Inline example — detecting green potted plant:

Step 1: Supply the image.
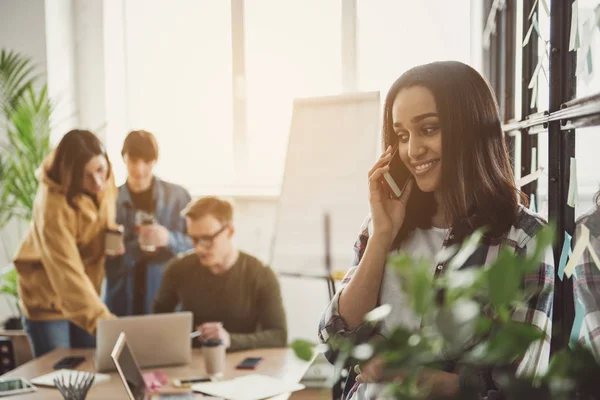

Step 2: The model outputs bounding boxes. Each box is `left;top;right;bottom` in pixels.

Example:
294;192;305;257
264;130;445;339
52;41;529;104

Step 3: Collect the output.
0;49;53;331
292;226;600;399
0;265;21;330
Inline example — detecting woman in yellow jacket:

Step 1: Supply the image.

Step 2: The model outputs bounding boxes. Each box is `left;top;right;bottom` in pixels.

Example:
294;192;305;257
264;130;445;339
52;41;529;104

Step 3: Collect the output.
14;130;119;357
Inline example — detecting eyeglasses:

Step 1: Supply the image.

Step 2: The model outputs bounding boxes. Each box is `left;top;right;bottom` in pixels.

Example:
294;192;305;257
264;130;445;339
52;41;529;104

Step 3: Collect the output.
189;225;228;248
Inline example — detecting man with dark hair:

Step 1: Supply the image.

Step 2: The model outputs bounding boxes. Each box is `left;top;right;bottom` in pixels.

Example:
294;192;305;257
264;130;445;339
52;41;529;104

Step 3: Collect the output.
104;130;193;315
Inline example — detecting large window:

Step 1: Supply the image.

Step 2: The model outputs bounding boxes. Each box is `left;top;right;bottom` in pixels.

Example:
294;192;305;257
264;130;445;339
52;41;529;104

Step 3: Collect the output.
244;0;342;189
106;1;474;193
113;0;233;190
357;0;472;95
574;0;600;218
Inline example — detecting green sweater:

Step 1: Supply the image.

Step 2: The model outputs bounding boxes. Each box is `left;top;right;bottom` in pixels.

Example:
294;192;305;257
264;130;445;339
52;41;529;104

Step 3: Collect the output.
153;251;287;351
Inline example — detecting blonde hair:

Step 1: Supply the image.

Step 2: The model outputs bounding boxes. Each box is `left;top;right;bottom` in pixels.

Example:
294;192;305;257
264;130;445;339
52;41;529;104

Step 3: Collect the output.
182;196;233;224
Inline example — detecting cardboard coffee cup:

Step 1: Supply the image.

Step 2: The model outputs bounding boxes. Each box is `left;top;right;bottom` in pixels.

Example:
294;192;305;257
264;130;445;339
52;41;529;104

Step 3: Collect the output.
105;226;124;256
202;338;225;378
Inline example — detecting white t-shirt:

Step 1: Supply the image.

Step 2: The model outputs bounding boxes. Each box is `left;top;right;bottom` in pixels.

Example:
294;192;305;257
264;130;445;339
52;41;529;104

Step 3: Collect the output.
354;227;448;400
380;226;448;334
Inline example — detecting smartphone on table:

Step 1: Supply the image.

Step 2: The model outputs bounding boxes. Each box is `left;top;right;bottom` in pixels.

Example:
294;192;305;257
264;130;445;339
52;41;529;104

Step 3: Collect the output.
235;357;263;370
382;144;412;198
53;356;85;370
0;377;36;397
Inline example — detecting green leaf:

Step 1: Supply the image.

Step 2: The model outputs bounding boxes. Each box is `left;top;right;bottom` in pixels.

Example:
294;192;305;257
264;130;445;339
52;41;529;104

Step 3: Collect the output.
290;339;314;361
0;265;19;299
466;321;545;365
0;65;52;228
389;254;434;317
487;249;523;309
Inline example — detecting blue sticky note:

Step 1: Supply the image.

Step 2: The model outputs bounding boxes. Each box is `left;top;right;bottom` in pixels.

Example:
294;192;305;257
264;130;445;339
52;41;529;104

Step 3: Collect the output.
558;232;572;281
570;299;585;350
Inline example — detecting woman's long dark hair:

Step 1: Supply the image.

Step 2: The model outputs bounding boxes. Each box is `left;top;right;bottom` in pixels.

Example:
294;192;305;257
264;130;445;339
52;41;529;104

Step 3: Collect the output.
47;129;111;209
383;61;520;246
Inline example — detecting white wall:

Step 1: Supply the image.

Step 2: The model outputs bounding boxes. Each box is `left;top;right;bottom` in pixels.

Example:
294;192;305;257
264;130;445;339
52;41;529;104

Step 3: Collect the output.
233;197;331;342
73;0;107;139
44;0;79;142
0;0;48;79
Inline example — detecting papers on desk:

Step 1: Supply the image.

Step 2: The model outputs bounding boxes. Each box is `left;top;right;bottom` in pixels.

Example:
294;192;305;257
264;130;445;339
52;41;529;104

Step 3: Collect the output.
191;374;305;400
31;369;111;387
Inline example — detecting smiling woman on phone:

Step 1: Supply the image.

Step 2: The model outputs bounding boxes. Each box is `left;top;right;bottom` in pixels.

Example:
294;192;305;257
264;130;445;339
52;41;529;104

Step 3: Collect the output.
318;61;554;399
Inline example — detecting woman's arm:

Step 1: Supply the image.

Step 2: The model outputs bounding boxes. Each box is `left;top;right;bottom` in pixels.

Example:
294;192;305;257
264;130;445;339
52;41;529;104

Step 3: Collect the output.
337;231;392;330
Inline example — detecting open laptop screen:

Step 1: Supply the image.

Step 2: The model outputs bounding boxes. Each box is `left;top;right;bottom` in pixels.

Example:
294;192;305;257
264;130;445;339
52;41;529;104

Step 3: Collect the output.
115;335;147;400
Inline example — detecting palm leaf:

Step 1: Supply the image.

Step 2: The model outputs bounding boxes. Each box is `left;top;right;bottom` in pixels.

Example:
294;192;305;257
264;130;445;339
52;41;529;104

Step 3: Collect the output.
0;49;39;116
0;83;52;227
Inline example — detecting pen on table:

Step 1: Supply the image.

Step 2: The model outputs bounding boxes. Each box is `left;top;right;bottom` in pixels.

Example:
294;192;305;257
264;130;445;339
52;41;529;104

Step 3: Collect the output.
190;330;202;339
190;322;223;339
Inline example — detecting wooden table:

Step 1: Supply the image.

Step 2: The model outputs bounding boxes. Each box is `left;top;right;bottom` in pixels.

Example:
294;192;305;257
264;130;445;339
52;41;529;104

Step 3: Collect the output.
3;347;314;399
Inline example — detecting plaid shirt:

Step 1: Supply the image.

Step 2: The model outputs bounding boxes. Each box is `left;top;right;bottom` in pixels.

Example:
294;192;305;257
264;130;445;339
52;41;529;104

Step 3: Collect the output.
572;207;600;360
318;205;554;398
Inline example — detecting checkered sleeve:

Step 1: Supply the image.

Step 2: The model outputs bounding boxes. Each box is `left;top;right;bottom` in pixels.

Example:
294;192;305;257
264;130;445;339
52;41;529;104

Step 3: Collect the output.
573;220;600;362
317;216;377;362
512;236;555;378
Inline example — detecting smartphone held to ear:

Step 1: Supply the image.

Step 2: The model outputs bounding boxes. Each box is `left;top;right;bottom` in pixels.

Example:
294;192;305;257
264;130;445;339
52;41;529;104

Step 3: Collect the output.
382;145;412;198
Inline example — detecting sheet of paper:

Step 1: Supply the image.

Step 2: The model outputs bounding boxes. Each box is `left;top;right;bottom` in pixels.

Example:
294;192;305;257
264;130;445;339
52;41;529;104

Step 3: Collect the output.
31;370;111;387
558;232;572;281
191;374;305;400
567;157;578;208
569;298;585;350
564;225;590;278
569;0;580;51
516;168;544;188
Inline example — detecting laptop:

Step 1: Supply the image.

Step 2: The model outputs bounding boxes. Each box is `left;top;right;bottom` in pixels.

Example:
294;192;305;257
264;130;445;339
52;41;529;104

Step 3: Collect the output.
96;312;192;372
111;332;195;400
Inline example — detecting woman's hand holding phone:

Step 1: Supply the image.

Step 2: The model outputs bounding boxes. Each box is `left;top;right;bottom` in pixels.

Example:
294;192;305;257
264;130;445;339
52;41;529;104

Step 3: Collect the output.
368;145;414;244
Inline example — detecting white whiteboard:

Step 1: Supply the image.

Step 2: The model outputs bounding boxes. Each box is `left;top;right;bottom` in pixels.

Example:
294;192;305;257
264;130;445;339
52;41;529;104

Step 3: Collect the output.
270;92;381;276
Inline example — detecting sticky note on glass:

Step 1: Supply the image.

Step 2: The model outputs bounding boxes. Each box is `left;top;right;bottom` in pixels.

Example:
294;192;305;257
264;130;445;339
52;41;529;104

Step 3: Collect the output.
530;79;538;109
516;168;544;187
523;15;535;47
558;232;572;281
564;225;590;278
569;299;585;350
567;157;578;208
540;0;550;16
569;0;580;51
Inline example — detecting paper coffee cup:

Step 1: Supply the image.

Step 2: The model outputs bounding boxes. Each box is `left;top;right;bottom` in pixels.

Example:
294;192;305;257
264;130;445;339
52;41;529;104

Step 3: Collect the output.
202;338;225;378
105;226;124;256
